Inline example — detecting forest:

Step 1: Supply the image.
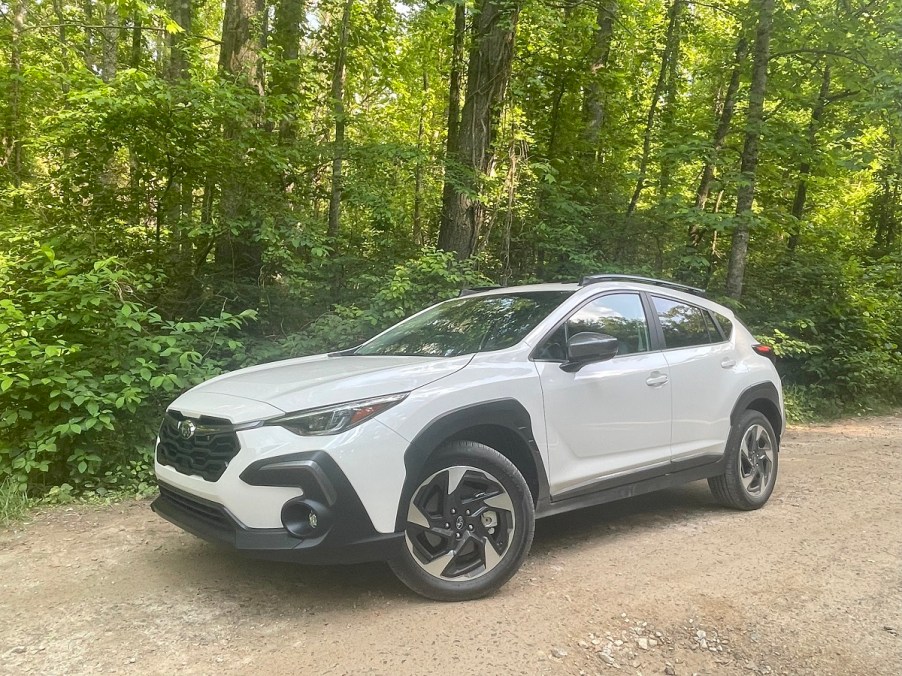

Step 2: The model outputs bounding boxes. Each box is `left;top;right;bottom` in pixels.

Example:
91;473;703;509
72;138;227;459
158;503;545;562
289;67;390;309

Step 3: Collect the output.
1;0;901;497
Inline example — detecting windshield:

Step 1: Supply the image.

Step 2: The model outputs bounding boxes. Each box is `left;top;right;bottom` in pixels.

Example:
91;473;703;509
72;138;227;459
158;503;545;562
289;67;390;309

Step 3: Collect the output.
354;291;572;358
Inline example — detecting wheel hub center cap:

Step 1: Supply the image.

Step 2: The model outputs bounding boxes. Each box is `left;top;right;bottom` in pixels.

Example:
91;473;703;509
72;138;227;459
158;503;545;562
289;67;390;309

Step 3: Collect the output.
455;515;465;530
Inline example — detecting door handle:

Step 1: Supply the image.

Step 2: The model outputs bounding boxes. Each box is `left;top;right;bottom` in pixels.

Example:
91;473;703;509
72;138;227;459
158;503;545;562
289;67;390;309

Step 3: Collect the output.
721;359;737;369
646;372;669;387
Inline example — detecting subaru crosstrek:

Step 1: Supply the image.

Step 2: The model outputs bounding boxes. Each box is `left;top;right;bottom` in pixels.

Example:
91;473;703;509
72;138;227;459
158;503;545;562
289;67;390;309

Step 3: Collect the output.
152;275;783;601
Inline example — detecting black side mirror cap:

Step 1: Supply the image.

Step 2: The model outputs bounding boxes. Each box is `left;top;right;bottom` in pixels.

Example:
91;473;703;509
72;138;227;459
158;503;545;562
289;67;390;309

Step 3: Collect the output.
561;332;619;372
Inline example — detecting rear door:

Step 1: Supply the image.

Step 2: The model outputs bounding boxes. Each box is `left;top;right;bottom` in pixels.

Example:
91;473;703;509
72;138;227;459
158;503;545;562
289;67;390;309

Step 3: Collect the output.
535;292;672;496
650;295;737;463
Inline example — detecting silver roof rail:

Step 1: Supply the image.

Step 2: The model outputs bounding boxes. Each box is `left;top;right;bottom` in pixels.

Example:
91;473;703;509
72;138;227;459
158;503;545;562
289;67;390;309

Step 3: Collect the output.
579;274;707;298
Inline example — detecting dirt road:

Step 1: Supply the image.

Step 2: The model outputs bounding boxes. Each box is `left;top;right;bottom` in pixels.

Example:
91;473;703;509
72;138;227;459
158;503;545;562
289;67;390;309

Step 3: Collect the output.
2;416;900;675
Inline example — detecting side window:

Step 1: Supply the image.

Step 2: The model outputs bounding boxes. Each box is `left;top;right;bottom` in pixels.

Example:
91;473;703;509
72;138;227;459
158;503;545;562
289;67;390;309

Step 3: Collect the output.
653;296;713;349
535;324;567;361
566;293;651;356
703;310;723;341
714;313;733;339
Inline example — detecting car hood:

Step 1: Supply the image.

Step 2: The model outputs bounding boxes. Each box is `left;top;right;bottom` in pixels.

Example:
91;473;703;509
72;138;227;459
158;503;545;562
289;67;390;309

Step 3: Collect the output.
170;353;473;423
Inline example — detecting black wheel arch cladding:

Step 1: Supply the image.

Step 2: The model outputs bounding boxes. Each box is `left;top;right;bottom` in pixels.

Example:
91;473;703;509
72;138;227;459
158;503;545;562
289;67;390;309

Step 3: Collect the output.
396;398;549;532
730;382;784;441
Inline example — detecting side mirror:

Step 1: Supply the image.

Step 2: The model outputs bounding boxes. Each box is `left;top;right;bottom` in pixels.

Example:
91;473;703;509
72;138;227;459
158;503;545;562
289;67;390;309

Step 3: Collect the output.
561;332;619;372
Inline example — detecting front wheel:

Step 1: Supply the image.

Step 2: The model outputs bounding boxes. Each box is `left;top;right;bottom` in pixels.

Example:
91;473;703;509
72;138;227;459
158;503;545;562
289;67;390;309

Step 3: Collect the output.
708;410;779;510
389;441;535;601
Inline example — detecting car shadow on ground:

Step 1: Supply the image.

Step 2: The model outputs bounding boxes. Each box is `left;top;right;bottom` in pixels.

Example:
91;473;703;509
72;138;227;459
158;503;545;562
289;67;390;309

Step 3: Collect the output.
144;480;728;608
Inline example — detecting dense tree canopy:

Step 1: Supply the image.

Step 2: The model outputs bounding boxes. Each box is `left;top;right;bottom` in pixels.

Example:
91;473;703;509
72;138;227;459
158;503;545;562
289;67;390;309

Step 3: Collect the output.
1;0;901;493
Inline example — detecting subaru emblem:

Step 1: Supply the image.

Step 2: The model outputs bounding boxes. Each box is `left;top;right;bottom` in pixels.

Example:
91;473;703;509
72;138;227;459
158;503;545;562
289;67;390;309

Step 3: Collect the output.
178;420;197;440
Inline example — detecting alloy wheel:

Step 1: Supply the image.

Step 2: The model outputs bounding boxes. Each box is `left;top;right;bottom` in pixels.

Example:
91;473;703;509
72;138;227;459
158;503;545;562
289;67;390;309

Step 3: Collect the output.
739;423;775;496
404;466;515;581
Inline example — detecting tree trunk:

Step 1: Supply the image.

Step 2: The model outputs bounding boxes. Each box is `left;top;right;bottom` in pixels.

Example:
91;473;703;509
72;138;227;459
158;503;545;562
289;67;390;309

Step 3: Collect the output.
626;0;683;216
130;16;143;68
167;0;193;80
787;64;831;253
657;2;684;198
872;170;900;252
219;0;264;91
438;0;520;260
4;0;27;189
413;71;428;245
52;0;67;47
583;0;617;151
84;0;96;73
216;0;265;278
688;36;748;248
101;2;118;81
271;0;306;141
327;0;353;240
725;0;775;300
438;1;467;248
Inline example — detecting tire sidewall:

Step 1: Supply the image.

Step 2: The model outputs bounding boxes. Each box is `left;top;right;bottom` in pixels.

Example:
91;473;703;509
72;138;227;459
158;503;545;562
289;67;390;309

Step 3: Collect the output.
727;410;779;508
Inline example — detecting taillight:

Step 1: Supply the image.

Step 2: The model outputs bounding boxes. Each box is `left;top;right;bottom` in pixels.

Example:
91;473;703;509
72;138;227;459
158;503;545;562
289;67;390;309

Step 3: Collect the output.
752;344;776;362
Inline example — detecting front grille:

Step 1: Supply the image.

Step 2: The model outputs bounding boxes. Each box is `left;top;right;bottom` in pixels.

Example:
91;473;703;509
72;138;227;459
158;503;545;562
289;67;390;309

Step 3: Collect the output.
156;411;240;482
157;483;232;532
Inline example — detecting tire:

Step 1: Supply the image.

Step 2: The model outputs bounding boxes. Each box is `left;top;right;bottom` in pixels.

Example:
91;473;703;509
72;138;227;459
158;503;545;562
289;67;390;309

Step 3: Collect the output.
708;410;779;510
389;440;535;601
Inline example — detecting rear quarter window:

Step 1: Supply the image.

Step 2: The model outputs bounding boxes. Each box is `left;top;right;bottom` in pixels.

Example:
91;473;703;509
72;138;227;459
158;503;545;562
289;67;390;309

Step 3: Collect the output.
715;313;734;339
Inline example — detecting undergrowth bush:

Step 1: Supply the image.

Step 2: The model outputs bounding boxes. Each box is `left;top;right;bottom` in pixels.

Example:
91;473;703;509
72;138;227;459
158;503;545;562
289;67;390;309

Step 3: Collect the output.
0;240;256;494
746;253;902;416
0;478;29;525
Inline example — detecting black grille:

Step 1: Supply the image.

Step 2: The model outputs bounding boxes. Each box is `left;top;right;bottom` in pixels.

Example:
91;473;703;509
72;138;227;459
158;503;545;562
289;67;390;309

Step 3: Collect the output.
157;483;232;531
156;411;240;482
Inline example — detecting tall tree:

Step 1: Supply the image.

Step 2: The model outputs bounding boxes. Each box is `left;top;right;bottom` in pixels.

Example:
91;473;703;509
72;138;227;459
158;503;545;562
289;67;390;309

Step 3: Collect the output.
327;0;353;240
688;36;748;249
626;0;684;216
168;0;193;80
216;0;265;278
438;1;467;248
786;64;831;253
438;0;520;259
413;71;429;244
160;0;195;246
725;0;776;299
219;0;265;92
271;0;307;141
583;0;618;150
2;0;27;189
101;2;118;82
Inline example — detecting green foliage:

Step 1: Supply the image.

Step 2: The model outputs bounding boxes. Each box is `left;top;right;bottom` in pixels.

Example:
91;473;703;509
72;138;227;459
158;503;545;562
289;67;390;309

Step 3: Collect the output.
1;0;901;500
276;249;490;357
746;252;902;413
0;478;29;526
0;230;257;492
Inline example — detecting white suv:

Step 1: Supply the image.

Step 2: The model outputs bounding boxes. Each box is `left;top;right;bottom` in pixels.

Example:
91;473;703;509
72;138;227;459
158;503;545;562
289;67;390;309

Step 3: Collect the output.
152;275;783;601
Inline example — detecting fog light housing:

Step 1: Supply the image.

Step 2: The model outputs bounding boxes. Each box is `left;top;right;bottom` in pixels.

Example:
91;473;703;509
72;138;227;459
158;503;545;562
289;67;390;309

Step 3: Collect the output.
281;498;329;538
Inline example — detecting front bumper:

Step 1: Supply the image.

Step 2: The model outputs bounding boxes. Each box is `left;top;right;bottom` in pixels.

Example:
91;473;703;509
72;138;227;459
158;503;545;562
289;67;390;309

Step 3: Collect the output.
152;451;405;565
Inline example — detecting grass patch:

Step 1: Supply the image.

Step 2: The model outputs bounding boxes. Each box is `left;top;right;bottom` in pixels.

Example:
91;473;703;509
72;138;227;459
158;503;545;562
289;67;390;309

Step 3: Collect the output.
783;385;902;424
0;479;30;527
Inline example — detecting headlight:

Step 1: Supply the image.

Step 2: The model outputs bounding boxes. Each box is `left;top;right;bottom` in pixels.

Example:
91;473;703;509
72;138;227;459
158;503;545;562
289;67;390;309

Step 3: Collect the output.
265;393;409;436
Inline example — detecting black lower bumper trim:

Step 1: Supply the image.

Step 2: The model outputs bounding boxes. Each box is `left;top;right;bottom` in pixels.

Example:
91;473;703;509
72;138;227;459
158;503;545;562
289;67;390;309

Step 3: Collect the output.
152;480;403;565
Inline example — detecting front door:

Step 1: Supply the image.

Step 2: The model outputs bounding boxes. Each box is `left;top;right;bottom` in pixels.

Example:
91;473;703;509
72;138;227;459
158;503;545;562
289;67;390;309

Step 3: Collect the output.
534;293;672;497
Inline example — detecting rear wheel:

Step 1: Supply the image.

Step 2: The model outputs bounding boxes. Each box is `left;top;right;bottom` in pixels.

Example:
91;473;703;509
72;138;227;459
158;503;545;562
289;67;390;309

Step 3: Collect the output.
389;441;534;601
709;410;779;510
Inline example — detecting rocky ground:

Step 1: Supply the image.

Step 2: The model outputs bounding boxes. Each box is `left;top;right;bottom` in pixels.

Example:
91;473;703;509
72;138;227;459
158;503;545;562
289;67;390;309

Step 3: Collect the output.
1;415;900;675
